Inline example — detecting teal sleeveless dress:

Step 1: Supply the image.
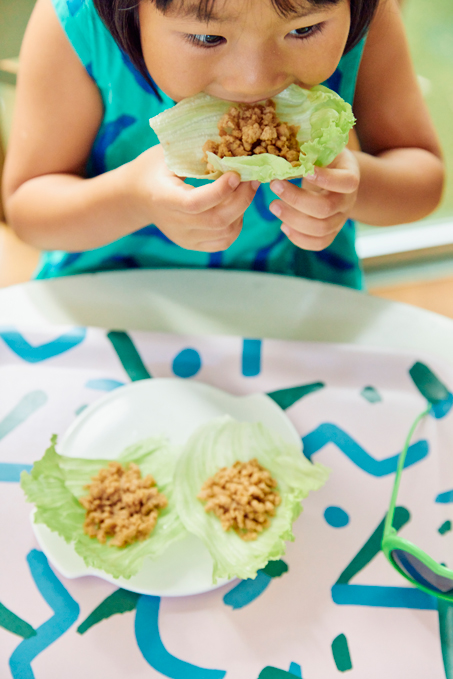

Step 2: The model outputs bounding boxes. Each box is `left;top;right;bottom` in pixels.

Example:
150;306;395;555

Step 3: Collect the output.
35;0;365;289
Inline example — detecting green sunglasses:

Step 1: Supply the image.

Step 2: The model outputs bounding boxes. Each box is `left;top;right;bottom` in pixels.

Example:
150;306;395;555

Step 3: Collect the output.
382;404;453;601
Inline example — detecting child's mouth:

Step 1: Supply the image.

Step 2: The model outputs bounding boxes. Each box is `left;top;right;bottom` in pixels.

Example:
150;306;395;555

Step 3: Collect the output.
214;81;308;105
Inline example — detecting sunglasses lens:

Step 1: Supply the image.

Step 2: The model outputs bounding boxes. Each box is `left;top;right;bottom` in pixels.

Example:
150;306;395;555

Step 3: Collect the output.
392;549;453;594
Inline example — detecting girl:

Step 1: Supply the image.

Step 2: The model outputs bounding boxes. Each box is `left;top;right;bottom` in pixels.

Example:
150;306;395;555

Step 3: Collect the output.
1;0;444;288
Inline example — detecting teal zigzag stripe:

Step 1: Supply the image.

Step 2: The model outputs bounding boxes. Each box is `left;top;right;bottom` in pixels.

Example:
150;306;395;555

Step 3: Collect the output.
0;327;86;363
135;595;226;677
9;550;79;678
0;391;47;482
0;391;48;441
302;423;429;476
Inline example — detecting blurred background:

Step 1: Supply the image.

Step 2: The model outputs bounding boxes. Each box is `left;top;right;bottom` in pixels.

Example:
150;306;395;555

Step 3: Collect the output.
0;0;452;312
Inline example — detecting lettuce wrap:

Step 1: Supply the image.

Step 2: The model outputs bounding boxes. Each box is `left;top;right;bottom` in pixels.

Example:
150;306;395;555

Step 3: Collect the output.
149;84;355;182
21;435;187;580
174;416;330;583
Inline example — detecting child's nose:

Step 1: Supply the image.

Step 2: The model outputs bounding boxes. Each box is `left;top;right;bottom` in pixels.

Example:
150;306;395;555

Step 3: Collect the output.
221;48;288;101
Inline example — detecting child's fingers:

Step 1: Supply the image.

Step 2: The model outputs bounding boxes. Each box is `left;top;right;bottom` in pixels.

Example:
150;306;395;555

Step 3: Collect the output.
269;183;346;220
277;206;343;239
203;181;258;230
195;217;244;252
303;150;360;194
281;222;343;252
177;172;244;214
303;168;359;194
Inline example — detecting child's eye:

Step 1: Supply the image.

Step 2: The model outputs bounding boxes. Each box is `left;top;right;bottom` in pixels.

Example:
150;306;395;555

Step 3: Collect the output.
184;34;225;48
288;23;323;40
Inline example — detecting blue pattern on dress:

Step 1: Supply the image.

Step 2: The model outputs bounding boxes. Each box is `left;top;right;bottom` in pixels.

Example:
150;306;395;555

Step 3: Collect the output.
85;62;94;80
60;253;82;268
314;248;355;271
132;225;173;243
208;252;223;268
324;69;343;94
120;50;161;97
254;185;279;222
67;0;84;16
91;115;137;175
98;255;141;270
252;232;285;272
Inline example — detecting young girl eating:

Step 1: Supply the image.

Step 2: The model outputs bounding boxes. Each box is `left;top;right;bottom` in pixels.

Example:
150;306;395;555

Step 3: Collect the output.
2;0;444;289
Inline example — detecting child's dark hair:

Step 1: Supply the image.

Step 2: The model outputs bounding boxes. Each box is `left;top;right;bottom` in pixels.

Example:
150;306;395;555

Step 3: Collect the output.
94;0;379;97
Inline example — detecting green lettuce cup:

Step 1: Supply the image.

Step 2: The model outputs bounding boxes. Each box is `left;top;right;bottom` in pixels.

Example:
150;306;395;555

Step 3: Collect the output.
21;435;187;580
174;416;330;583
149;84;355;183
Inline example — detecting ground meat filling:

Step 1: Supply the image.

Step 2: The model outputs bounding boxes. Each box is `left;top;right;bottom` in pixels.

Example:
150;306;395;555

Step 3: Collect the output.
80;461;168;548
202;100;301;173
197;459;281;541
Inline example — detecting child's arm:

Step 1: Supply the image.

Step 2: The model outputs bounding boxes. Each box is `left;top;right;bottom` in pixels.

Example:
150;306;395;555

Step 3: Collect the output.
269;0;444;252
2;0;257;253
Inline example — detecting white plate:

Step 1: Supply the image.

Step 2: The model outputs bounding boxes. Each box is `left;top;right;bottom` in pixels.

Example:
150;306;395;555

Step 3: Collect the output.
32;378;301;597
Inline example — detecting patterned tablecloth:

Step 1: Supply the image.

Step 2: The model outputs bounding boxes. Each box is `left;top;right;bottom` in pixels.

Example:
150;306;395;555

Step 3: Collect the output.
1;325;453;679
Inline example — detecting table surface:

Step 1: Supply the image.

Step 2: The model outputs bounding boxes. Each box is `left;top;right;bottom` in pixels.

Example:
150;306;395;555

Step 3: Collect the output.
0;268;452;363
1;268;453;678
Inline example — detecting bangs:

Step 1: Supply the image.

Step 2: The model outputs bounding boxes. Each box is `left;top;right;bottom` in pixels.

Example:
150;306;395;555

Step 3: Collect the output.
155;0;341;22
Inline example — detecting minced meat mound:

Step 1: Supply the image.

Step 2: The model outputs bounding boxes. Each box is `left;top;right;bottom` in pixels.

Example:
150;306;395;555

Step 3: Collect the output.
202;100;301;173
80;461;168;548
197;459;281;541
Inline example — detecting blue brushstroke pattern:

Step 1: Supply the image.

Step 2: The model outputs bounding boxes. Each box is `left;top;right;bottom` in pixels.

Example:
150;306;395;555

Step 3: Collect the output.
0;391;47;440
302;423;429;476
67;0;83;16
313;248;355;271
91;115;136;174
331;583;437;609
85;378;125;391
120;50;160;96
324;70;342;94
0;463;32;483
0;327;86;362
85;62;94;80
0;389;48;481
252;232;285;272
431;393;453;419
9;550;80;679
135;595;226;678
172;348;202;378
60;253;82;269
223;571;272;609
242;338;262;377
132;225;173;242
98;255;141;270
289;663;302;678
436;491;453;504
208;252;223;268
360;385;382;403
324;506;350;528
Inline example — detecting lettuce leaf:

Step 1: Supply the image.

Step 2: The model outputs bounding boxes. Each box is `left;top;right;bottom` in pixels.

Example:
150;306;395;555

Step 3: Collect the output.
174;416;330;582
149;84;355;182
20;435;187;580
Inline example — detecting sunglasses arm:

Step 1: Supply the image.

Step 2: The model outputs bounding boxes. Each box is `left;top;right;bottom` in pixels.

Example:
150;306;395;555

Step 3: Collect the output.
383;404;431;539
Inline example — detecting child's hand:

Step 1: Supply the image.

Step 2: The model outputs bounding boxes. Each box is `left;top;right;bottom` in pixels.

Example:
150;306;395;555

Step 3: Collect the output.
268;149;360;251
131;145;258;252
